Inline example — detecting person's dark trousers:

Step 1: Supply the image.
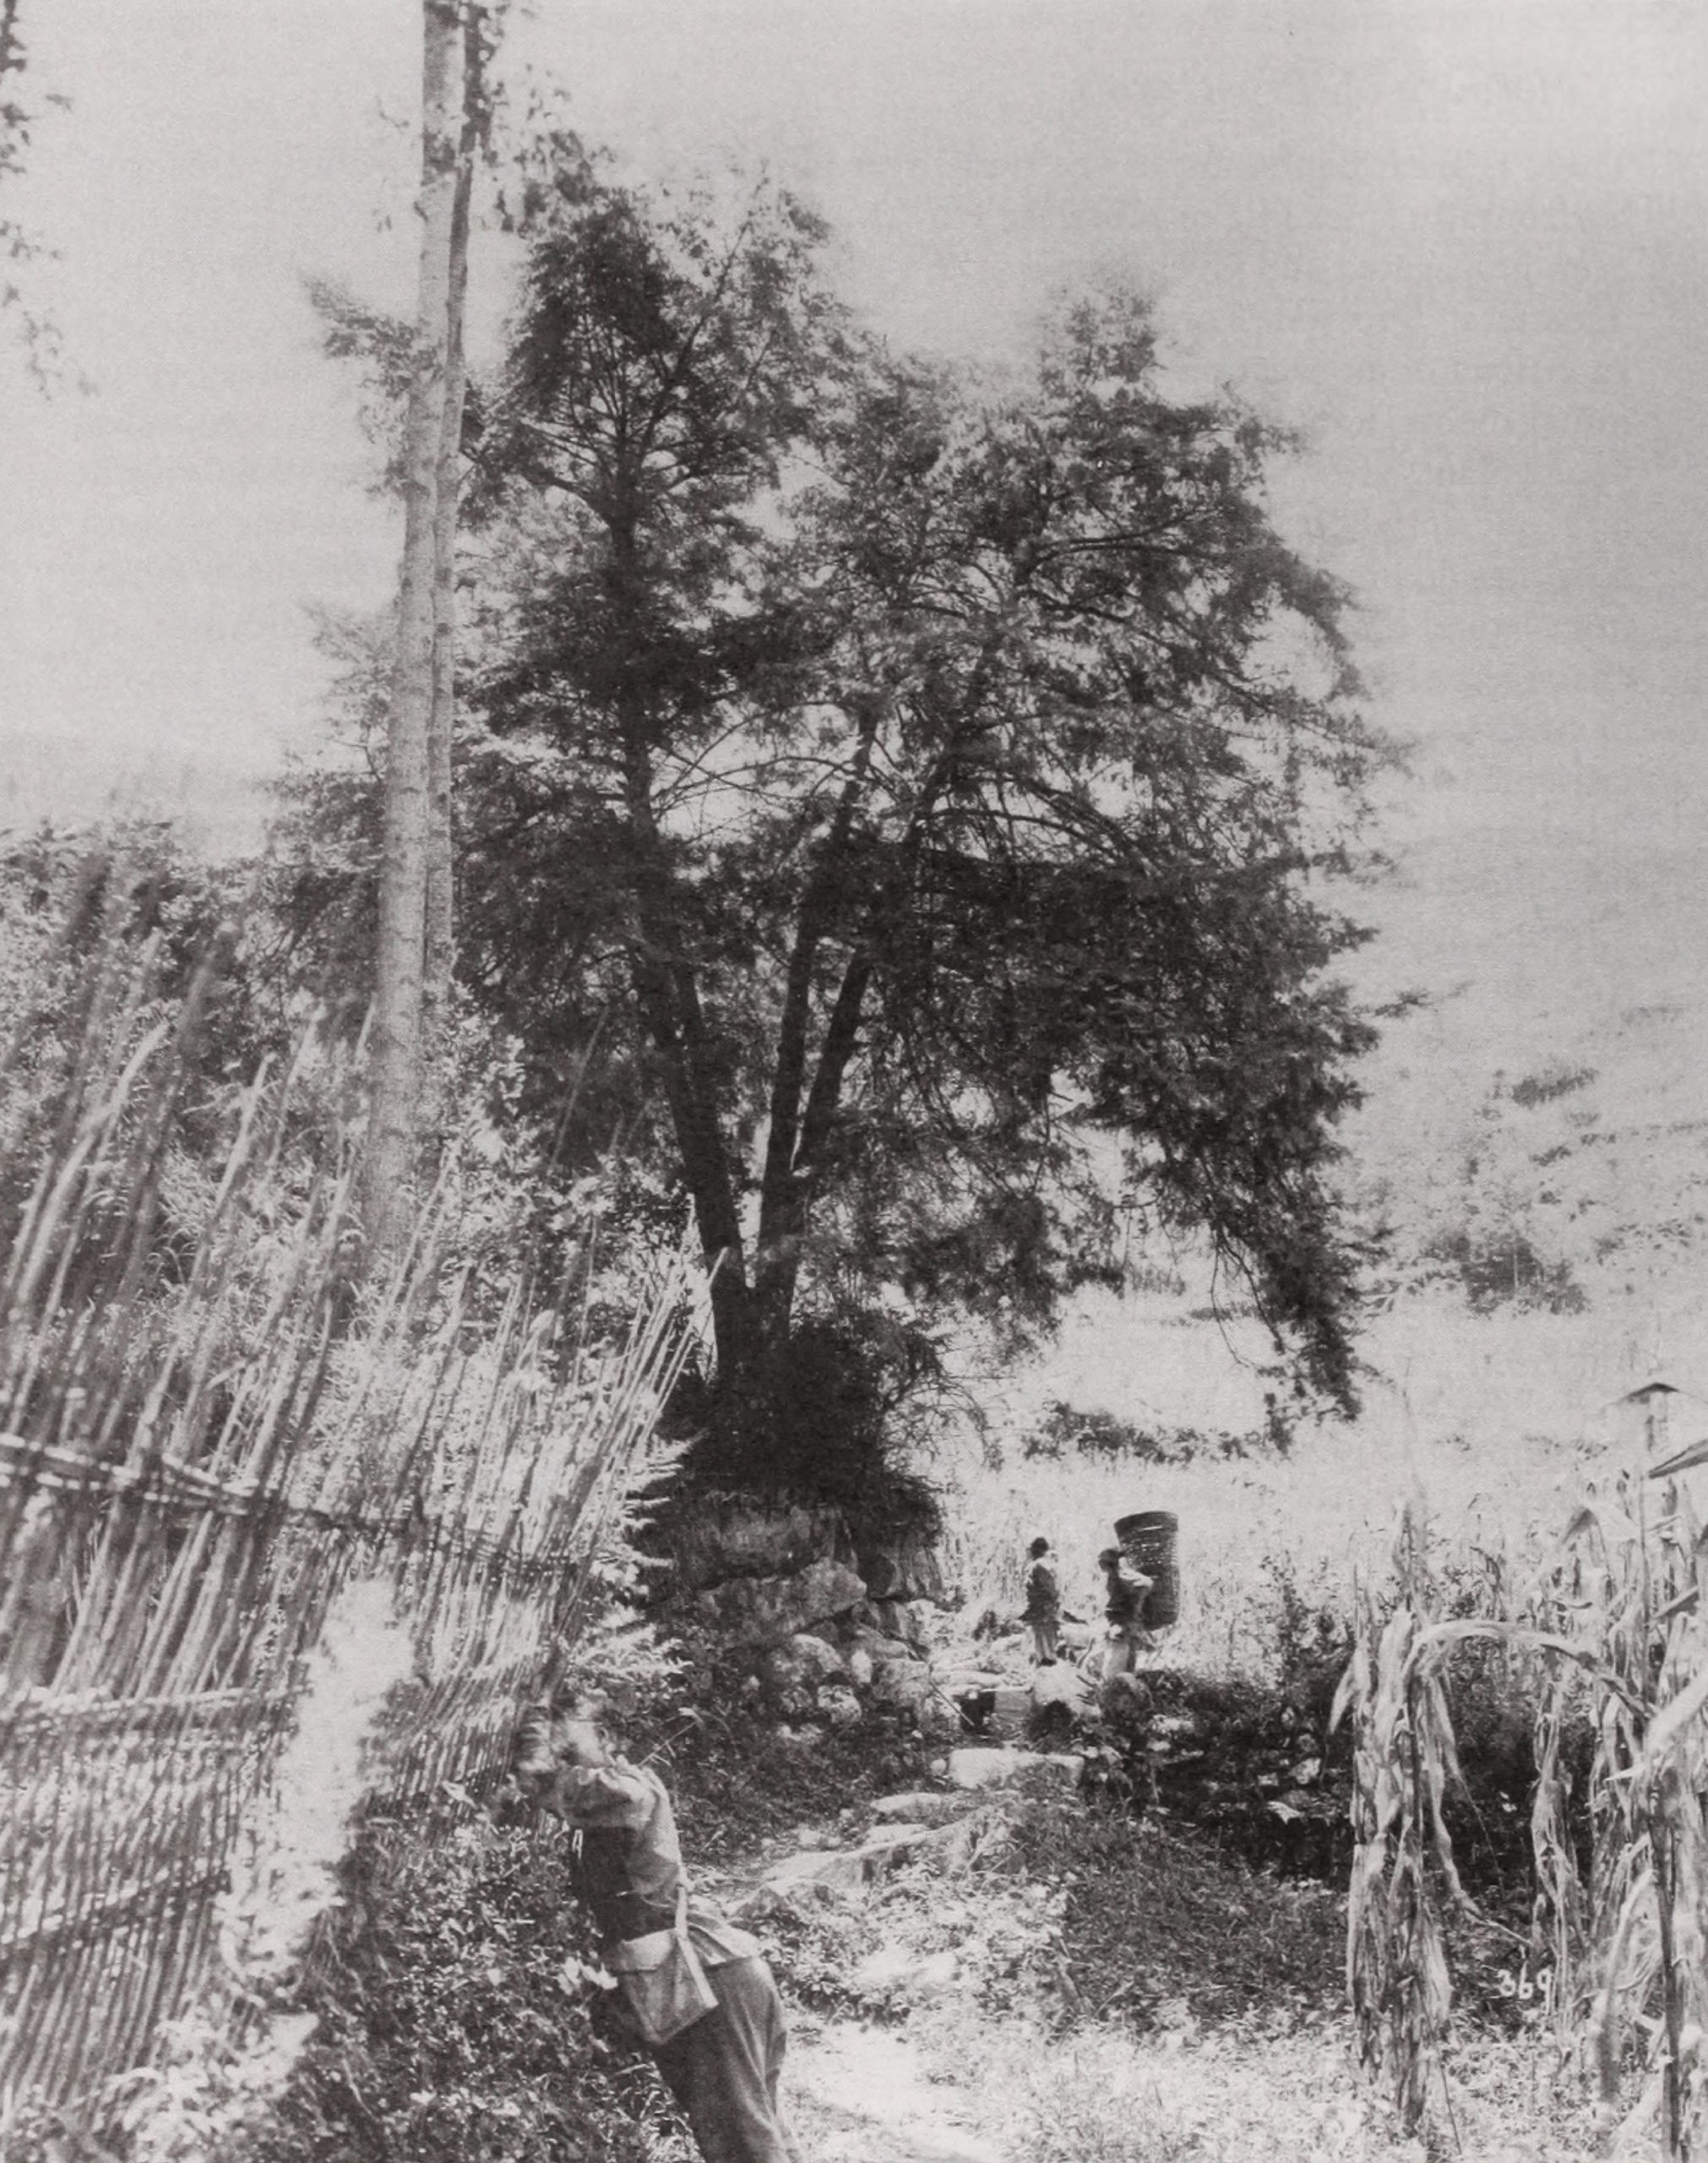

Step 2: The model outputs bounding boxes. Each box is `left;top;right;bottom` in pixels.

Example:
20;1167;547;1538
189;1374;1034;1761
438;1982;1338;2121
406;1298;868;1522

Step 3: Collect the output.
652;1957;800;2163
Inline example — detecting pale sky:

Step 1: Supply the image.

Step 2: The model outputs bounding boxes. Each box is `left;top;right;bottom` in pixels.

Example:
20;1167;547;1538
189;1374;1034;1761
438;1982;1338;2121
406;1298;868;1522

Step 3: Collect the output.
2;0;1705;1060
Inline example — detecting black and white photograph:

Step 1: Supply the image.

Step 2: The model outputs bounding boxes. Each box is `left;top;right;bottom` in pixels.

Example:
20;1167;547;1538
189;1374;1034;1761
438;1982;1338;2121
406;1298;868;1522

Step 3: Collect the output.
2;4;1705;2157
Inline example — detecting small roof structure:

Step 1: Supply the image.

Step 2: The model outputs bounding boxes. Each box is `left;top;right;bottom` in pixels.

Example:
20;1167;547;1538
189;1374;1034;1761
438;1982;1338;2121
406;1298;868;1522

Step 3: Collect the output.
1593;1378;1708;1468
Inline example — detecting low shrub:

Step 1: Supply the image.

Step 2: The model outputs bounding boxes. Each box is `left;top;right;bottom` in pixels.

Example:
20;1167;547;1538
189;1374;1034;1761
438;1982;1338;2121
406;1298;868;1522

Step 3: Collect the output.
243;1815;690;2163
628;1670;932;1868
997;1798;1346;2027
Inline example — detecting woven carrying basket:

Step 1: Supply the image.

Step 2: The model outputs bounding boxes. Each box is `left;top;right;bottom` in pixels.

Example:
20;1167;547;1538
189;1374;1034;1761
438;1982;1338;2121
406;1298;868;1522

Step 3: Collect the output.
1113;1510;1179;1630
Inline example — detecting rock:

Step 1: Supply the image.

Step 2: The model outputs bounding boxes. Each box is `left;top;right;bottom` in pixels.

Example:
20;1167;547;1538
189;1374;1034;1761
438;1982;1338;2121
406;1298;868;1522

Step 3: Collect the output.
851;1943;961;1998
668;1497;854;1592
870;1790;982;1827
873;1658;935;1710
762;1820;960;1894
841;1621;916;1663
947;1746;1084;1793
1290;1757;1323;1786
859;1821;946;1866
858;1539;946;1604
867;1595;935;1652
941;1665;1006;1697
817;1684;863;1729
694;1559;868;1648
726;1880;801;1924
790;1632;848;1680
846;1648;874;1688
1031;1662;1090;1710
764;1847;872;1893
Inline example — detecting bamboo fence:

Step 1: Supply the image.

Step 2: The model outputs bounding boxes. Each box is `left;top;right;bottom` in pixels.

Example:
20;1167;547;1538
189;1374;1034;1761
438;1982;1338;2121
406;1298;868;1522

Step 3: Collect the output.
0;925;694;2124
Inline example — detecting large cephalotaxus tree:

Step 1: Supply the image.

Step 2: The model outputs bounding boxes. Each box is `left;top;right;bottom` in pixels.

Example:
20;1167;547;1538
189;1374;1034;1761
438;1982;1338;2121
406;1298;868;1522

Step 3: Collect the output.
460;139;1388;1485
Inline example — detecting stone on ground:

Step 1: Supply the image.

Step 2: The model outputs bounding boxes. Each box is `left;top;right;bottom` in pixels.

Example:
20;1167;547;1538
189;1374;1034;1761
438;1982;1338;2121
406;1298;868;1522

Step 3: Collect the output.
764;1846;873;1894
870;1790;983;1827
946;1746;1083;1792
850;1943;961;1998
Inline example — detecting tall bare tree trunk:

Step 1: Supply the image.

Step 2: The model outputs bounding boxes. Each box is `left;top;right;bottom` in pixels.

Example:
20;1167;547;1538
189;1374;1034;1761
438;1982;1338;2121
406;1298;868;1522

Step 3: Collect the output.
422;12;481;1092
364;0;463;1260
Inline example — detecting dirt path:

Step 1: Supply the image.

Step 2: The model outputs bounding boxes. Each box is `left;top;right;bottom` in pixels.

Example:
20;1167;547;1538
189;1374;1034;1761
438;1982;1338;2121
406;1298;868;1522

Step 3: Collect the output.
786;2022;999;2163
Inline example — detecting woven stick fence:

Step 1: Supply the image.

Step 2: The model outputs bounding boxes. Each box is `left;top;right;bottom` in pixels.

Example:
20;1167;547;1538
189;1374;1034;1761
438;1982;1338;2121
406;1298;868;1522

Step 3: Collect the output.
0;928;694;2124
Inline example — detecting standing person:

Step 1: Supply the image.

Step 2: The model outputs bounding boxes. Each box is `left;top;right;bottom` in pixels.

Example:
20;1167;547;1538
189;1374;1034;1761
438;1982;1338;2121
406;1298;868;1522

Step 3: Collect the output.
1021;1536;1061;1664
1097;1545;1154;1680
512;1694;802;2163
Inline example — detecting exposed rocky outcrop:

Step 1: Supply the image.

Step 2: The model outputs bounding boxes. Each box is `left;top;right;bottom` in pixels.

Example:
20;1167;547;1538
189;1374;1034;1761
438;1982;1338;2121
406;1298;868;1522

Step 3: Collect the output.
692;1557;868;1647
668;1500;962;1744
667;1496;857;1593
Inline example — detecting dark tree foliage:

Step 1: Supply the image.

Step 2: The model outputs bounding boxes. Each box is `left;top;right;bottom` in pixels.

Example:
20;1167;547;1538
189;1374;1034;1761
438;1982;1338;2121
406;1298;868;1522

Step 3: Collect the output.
1;0;73;386
291;133;1390;1479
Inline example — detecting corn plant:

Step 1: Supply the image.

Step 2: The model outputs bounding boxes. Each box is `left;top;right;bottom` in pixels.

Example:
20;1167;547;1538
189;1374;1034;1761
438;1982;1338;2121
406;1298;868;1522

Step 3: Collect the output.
1343;1464;1708;2161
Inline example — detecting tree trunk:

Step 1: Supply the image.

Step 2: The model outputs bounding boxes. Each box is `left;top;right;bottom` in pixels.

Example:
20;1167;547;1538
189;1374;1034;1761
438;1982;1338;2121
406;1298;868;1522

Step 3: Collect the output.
363;0;463;1260
753;700;884;1340
617;738;757;1386
422;9;481;1090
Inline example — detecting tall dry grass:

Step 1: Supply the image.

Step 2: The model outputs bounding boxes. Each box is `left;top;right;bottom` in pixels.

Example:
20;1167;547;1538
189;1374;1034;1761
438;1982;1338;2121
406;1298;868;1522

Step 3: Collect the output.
1339;1461;1708;2161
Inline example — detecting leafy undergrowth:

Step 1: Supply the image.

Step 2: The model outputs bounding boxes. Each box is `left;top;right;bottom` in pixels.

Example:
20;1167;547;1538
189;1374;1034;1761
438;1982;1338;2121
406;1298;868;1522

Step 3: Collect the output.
1007;1799;1346;2024
743;1791;1344;2031
243;1812;691;2163
213;1723;1608;2163
634;1690;933;1866
748;1784;1609;2161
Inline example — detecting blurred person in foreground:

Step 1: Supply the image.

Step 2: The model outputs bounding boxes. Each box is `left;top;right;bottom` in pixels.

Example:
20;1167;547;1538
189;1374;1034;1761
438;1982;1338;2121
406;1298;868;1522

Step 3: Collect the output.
511;1693;802;2163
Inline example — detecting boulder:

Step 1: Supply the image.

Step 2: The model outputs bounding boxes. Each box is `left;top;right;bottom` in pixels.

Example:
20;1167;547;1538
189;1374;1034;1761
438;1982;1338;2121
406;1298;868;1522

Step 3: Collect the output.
668;1497;853;1592
764;1847;872;1894
846;1648;874;1688
870;1790;983;1828
842;1619;925;1666
859;1540;946;1604
789;1632;848;1680
694;1559;868;1648
858;1821;943;1864
851;1943;960;1999
946;1746;1085;1794
872;1658;935;1712
1032;1662;1091;1711
817;1684;863;1729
